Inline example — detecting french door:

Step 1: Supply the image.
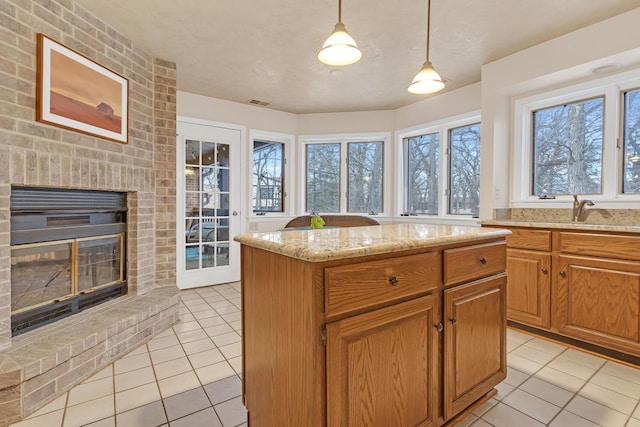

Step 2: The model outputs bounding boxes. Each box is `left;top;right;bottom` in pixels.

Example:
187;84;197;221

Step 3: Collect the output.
176;118;243;289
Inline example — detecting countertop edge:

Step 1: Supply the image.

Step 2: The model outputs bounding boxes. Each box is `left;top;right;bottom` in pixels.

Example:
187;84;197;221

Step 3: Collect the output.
481;220;640;234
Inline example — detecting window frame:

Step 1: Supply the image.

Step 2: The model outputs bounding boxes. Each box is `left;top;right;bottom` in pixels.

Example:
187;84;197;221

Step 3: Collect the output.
298;133;391;215
395;111;481;220
512;68;640;207
248;129;293;218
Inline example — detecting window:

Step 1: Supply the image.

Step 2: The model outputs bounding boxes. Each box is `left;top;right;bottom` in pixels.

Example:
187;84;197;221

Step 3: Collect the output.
623;88;640;193
306;143;341;212
303;136;387;214
449;123;481;215
347;141;383;213
513;70;640;206
400;114;480;217
531;97;604;196
253;140;284;212
404;133;439;214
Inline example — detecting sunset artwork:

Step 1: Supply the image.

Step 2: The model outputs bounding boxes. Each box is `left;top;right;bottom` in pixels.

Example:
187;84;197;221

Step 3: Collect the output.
37;34;128;143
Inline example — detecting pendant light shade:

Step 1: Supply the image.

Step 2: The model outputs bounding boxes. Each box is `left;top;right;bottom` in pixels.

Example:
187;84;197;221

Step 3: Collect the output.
318;0;362;66
408;0;444;94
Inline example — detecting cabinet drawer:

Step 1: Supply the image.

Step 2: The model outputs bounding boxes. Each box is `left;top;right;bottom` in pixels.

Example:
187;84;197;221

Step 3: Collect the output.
558;232;640;261
444;241;506;286
325;252;441;317
506;229;551;251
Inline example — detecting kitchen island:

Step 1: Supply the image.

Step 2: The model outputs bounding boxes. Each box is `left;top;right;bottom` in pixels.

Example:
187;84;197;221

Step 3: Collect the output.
235;223;511;426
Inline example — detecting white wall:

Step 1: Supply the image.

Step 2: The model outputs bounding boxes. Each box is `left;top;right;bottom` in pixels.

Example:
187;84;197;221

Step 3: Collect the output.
479;7;640;220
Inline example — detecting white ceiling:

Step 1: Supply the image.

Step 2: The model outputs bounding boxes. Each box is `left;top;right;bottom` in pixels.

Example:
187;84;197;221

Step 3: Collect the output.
75;0;639;114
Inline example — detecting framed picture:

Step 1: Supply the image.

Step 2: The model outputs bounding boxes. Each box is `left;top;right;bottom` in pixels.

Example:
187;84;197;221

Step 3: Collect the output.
36;33;129;144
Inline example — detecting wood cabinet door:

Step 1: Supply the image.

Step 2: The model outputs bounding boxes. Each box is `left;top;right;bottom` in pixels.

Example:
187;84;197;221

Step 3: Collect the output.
326;295;440;427
555;255;640;355
506;249;551;328
444;275;507;421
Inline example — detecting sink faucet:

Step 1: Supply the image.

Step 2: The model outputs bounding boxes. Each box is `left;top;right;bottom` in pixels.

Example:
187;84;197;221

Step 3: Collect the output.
572;194;595;222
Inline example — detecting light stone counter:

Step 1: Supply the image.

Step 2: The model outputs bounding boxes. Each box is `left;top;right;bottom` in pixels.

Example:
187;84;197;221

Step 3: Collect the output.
482;220;640;234
234;223;511;262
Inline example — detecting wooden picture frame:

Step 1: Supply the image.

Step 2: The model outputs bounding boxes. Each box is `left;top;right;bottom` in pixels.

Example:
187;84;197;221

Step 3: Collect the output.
36;33;129;144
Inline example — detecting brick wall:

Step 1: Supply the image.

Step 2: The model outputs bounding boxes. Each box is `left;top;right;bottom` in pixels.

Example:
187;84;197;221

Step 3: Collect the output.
0;0;178;349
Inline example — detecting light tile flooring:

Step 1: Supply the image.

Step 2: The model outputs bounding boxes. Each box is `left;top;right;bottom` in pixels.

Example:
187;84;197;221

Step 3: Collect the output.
10;283;640;427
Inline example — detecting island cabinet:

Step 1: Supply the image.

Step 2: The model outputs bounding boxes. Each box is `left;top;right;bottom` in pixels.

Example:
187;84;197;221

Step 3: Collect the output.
487;225;640;359
236;224;509;427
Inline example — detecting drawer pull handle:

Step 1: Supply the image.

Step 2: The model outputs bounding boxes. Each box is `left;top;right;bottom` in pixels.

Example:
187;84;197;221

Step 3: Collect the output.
541;268;548;274
449;318;457;325
434;323;444;333
389;276;398;286
559;271;566;278
479;257;487;265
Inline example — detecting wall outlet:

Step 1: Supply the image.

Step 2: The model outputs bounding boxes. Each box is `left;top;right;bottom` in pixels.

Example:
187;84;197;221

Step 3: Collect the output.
248;222;258;231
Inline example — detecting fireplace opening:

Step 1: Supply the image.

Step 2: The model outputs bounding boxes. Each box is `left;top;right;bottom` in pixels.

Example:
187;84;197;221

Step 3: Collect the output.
10;187;128;336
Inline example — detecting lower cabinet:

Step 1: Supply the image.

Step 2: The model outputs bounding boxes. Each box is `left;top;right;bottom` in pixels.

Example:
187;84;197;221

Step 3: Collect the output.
506;248;550;328
555;254;640;355
444;275;507;420
326;295;440;427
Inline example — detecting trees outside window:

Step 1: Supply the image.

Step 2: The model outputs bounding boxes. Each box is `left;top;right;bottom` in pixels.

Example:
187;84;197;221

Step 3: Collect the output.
532;97;604;196
253;140;284;212
306;143;341;213
347;141;383;213
623;88;640;193
404;133;439;214
449;123;481;216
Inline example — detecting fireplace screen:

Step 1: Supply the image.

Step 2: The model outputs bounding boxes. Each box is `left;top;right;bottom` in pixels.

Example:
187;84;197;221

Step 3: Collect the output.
10;187;127;335
11;233;124;314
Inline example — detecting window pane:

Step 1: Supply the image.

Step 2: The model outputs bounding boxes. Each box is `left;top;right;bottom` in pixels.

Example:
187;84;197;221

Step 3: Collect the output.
347;141;383;213
253;140;284;212
404;133;439;214
623;88;640;193
532;97;604;195
306;143;341;213
449;123;481;216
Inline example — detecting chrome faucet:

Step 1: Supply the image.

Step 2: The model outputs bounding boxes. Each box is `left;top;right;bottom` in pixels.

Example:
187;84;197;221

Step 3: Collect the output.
572;194;595;222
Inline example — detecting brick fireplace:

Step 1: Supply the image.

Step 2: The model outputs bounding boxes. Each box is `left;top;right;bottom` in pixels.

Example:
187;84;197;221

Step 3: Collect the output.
0;1;181;424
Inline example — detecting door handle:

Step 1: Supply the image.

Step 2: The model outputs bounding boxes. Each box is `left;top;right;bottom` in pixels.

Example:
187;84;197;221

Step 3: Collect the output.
232;211;238;216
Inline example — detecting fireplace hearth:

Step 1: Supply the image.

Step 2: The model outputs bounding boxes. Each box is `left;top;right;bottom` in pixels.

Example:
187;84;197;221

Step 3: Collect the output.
10;187;128;335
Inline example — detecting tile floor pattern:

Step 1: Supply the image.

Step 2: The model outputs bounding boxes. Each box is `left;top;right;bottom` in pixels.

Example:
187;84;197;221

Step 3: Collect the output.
9;283;640;427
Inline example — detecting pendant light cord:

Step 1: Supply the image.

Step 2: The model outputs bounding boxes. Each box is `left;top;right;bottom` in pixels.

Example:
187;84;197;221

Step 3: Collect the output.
426;0;431;61
338;0;342;22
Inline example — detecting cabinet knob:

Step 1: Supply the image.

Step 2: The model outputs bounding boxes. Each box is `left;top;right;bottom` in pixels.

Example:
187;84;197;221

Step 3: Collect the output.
541;268;548;274
434;323;444;333
479;257;487;265
389;276;398;286
559;271;566;278
449;318;457;325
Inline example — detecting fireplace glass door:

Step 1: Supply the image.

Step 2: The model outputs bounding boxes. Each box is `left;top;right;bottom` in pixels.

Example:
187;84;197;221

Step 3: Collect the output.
11;233;124;314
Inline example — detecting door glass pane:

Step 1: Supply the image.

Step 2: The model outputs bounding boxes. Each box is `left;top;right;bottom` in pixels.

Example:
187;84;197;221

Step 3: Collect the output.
347;141;383;213
185;139;200;165
218;144;230;167
183;138;234;272
532;97;604;195
404;133;439;214
306;143;341;213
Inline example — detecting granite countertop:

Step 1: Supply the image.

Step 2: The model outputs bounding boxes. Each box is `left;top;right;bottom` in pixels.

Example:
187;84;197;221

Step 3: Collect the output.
481;220;640;234
234;223;511;262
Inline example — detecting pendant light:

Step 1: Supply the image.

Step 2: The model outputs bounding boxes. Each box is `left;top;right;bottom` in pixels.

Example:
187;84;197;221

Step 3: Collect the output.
318;0;362;66
408;0;445;94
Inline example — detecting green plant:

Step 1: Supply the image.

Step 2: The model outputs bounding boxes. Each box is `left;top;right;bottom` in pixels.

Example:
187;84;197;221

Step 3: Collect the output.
310;213;325;229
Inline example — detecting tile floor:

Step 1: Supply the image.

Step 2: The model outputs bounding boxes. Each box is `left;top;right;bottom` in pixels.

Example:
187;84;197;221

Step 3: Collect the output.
10;283;640;427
